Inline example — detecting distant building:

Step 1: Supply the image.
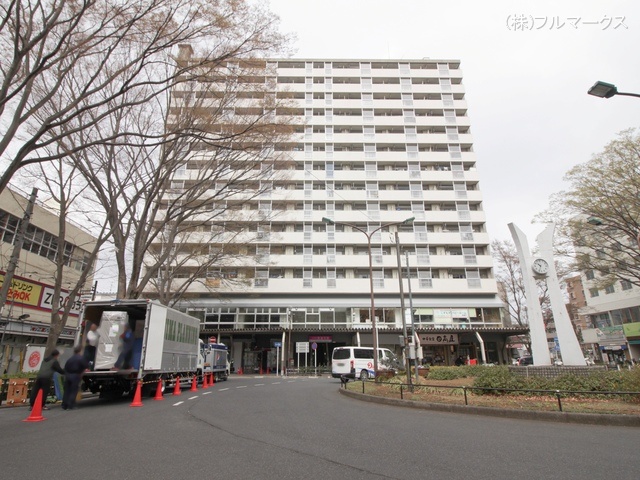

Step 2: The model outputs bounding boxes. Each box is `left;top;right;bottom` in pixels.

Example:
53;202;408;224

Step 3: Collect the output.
578;268;640;364
147;55;525;372
0;187;97;374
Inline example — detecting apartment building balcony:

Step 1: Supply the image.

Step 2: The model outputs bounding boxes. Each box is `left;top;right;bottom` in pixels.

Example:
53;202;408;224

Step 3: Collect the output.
173;276;498;295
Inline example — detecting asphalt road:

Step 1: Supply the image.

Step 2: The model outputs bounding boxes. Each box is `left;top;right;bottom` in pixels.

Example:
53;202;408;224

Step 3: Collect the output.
1;375;639;480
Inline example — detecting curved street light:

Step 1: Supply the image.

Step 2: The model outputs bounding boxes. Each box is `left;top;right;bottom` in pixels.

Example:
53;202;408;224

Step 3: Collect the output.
322;216;414;375
587;81;640;99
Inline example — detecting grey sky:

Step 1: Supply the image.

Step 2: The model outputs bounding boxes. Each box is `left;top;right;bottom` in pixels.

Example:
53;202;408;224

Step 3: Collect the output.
269;0;640;242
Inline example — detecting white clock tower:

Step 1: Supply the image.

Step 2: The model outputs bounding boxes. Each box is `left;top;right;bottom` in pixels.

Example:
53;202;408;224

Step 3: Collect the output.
509;223;586;366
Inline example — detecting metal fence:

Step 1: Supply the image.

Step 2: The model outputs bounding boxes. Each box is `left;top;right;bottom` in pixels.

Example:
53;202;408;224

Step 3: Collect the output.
343;378;640;412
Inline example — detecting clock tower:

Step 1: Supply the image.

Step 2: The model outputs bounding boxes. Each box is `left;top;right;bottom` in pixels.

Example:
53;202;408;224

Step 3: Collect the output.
509;223;586;366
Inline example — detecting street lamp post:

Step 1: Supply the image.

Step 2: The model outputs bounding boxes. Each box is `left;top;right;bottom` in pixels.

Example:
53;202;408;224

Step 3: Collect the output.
322;216;414;376
587;81;640;99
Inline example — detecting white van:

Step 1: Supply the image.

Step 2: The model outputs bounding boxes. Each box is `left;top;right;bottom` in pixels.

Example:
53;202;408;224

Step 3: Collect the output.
331;346;396;380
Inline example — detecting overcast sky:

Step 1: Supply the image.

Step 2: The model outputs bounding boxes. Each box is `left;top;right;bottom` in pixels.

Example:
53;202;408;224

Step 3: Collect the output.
269;0;640;243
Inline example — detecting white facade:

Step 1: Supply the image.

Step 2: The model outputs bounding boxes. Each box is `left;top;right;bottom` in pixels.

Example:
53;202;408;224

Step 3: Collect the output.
580;270;640;362
149;57;509;366
0;187;97;373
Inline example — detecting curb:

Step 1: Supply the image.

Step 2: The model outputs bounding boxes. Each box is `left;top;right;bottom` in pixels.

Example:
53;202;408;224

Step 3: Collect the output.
338;388;640;427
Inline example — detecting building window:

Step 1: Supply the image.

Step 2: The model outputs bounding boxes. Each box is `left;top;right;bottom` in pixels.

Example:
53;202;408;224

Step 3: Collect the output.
585;270;595;280
589;288;599;298
605;285;615;294
621;280;632;291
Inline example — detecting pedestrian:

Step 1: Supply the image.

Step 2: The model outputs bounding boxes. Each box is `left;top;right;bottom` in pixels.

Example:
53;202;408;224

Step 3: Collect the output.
29;349;64;411
114;323;135;370
83;322;99;370
62;345;89;410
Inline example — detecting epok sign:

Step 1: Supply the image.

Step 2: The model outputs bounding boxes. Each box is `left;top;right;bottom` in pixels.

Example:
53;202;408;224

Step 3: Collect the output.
420;334;459;345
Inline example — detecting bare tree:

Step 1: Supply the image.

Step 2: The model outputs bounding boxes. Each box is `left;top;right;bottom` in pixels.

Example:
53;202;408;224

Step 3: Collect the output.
4;0;291;347
492;239;528;327
21;156;113;353
0;0;289;193
65;56;296;305
492;239;555;353
539;128;640;289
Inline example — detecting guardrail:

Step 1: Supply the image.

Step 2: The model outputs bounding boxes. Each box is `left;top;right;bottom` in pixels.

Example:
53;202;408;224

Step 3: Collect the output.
343;379;640;412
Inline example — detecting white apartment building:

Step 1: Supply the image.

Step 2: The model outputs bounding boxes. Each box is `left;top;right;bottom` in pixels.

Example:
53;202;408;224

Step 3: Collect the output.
580;270;640;363
151;54;525;371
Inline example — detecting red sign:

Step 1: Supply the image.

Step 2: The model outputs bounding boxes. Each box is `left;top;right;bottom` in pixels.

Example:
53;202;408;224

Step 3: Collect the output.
308;335;332;343
208;336;217;344
28;351;41;368
0;271;81;317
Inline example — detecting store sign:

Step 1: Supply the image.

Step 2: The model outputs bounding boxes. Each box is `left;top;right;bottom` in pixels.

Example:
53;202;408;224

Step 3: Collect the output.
309;335;332;343
433;309;470;322
623;322;640;338
0;272;81;317
22;346;46;372
420;334;459;345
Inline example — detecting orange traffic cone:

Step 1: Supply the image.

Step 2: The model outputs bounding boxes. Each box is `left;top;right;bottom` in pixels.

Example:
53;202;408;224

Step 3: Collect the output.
173;377;181;396
190;375;198;392
202;373;209;389
130;380;143;407
153;379;164;400
259;366;263;375
23;390;46;422
210;373;216;385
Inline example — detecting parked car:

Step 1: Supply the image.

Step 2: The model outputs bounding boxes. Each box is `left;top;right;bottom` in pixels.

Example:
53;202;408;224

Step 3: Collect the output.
517;356;533;366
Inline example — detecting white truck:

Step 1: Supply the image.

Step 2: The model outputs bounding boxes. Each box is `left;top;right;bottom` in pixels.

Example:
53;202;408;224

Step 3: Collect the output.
201;342;230;382
80;299;201;399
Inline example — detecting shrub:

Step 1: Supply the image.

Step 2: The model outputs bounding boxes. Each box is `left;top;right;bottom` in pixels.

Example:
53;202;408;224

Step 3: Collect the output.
472;366;523;394
428;366;474;380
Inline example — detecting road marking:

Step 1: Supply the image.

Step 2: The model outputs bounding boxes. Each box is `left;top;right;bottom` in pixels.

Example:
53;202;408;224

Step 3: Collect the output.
219;388;229;391
236;386;247;389
255;383;264;386
272;382;281;384
188;396;198;400
173;401;184;406
203;392;211;395
287;380;296;383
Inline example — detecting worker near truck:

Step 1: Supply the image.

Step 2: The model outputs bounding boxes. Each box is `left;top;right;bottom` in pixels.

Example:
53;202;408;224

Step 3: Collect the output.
29;349;64;411
114;323;135;370
83;323;99;370
62;345;89;410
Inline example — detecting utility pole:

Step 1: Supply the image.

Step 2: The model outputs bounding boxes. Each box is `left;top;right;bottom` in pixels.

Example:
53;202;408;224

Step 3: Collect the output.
405;252;419;384
0;188;38;320
395;232;412;386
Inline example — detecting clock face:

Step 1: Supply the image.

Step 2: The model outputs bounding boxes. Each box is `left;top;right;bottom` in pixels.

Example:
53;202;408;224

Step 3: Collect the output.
532;258;549;275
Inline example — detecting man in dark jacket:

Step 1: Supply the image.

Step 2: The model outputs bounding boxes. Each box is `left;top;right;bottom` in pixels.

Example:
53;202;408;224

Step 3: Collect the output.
114;324;135;370
62;345;89;410
29;349;64;410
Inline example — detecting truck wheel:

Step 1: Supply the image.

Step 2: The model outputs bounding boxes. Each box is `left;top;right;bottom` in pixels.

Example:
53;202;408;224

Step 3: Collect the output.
141;381;154;398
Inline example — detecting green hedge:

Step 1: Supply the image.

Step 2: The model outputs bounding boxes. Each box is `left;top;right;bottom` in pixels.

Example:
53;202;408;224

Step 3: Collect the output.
426;365;489;380
471;366;640;402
